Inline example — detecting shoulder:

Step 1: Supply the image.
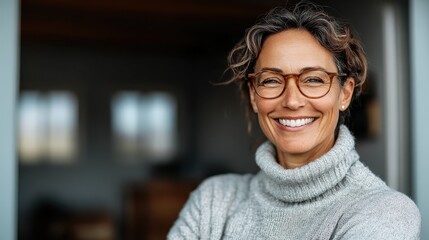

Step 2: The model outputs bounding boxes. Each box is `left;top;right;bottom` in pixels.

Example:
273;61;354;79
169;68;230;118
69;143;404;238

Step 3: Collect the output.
188;173;254;215
354;189;420;223
347;162;420;224
195;173;254;199
200;173;254;186
337;189;421;239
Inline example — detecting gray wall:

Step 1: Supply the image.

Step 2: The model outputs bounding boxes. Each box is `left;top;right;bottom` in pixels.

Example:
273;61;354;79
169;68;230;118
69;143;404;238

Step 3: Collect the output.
411;0;429;238
0;0;18;239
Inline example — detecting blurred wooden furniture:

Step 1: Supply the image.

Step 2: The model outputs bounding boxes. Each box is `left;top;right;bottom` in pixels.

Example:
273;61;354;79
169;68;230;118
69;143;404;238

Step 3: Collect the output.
68;213;115;240
28;207;115;240
124;179;199;240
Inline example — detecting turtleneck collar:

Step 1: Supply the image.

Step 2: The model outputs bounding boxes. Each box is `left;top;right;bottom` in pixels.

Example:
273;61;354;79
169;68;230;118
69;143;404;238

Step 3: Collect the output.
255;125;359;203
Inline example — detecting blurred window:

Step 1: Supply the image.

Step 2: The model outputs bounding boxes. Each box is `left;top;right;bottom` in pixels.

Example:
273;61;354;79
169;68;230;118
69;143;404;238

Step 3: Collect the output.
112;91;177;162
18;91;78;164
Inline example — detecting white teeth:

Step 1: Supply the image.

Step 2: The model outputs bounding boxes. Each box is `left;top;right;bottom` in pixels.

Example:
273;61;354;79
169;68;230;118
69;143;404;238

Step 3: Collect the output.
279;118;314;127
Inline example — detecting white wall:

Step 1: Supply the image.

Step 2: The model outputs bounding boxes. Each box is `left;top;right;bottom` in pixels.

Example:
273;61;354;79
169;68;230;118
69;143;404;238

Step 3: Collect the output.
0;0;19;239
411;0;429;238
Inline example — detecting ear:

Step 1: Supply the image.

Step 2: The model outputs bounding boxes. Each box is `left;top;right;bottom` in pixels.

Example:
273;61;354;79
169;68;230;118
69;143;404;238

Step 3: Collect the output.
248;82;259;113
339;77;355;111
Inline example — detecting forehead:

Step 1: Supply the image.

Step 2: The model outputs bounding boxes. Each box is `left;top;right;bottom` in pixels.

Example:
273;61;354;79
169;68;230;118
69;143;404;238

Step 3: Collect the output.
255;29;337;72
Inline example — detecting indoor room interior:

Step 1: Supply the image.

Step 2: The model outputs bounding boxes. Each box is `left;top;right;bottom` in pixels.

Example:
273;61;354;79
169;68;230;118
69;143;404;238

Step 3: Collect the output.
1;0;428;239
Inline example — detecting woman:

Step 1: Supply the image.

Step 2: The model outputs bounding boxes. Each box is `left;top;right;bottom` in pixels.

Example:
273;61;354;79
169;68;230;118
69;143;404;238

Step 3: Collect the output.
168;3;420;239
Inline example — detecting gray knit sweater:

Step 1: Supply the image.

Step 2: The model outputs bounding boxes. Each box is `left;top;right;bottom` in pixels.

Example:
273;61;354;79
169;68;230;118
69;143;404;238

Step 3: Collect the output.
168;126;421;239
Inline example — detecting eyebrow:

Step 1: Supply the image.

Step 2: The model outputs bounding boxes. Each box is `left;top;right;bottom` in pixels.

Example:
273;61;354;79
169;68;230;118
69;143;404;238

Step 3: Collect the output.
259;66;327;74
260;67;283;73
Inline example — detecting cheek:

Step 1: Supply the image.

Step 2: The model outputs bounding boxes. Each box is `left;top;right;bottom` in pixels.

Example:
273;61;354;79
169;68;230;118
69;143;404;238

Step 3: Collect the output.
254;99;279;136
320;86;342;109
313;94;341;120
254;98;280;113
318;98;339;111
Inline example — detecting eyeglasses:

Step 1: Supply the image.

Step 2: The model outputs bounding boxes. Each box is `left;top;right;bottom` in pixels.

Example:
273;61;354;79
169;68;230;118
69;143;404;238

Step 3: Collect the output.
248;68;347;99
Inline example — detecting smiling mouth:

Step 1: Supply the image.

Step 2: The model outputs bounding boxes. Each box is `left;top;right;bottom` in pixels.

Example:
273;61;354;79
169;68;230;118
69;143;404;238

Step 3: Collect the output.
278;118;315;127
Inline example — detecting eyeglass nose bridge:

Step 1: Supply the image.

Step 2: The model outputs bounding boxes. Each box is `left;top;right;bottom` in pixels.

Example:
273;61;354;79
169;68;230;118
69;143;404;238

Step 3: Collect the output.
278;73;307;98
281;73;301;81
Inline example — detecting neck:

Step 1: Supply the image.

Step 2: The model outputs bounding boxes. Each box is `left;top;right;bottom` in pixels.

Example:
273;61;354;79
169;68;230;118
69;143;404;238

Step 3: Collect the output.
277;154;312;169
276;138;335;169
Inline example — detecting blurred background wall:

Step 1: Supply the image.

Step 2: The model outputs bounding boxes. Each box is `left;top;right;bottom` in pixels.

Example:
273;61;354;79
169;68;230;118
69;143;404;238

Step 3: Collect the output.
2;0;424;239
0;0;18;239
411;0;429;238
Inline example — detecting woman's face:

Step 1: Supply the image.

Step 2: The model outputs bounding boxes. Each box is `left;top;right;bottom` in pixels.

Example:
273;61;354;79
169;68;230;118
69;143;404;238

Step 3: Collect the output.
249;29;354;169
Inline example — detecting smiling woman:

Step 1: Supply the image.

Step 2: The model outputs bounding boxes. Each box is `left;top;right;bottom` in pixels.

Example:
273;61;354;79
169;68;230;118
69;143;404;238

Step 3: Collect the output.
168;2;421;239
247;29;355;168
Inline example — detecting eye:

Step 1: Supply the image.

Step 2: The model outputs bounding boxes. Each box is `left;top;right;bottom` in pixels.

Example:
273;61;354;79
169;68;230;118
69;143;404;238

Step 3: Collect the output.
303;77;325;85
300;70;331;86
256;71;283;87
258;77;283;87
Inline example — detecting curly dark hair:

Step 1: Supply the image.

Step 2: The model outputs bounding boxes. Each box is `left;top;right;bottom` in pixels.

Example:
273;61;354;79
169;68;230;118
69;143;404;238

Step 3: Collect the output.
225;2;367;134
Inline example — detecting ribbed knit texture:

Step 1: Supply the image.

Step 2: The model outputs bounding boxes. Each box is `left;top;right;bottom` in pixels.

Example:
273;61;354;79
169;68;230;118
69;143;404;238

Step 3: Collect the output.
168;126;421;239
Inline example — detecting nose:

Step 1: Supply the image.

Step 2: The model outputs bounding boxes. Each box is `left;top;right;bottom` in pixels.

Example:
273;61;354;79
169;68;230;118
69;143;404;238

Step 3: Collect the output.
280;78;306;110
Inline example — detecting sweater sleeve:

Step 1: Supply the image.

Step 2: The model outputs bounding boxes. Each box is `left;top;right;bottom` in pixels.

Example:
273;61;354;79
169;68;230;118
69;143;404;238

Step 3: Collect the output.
334;191;421;240
167;186;202;240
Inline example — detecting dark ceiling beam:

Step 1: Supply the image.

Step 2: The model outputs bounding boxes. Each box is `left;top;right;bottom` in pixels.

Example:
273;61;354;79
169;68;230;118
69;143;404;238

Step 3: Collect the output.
21;0;275;48
22;0;270;19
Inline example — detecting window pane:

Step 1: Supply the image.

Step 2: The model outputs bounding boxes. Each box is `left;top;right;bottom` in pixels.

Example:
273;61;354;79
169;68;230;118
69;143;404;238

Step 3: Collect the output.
112;92;140;156
47;92;78;162
18;91;78;163
18;92;46;163
112;91;177;161
141;93;177;160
